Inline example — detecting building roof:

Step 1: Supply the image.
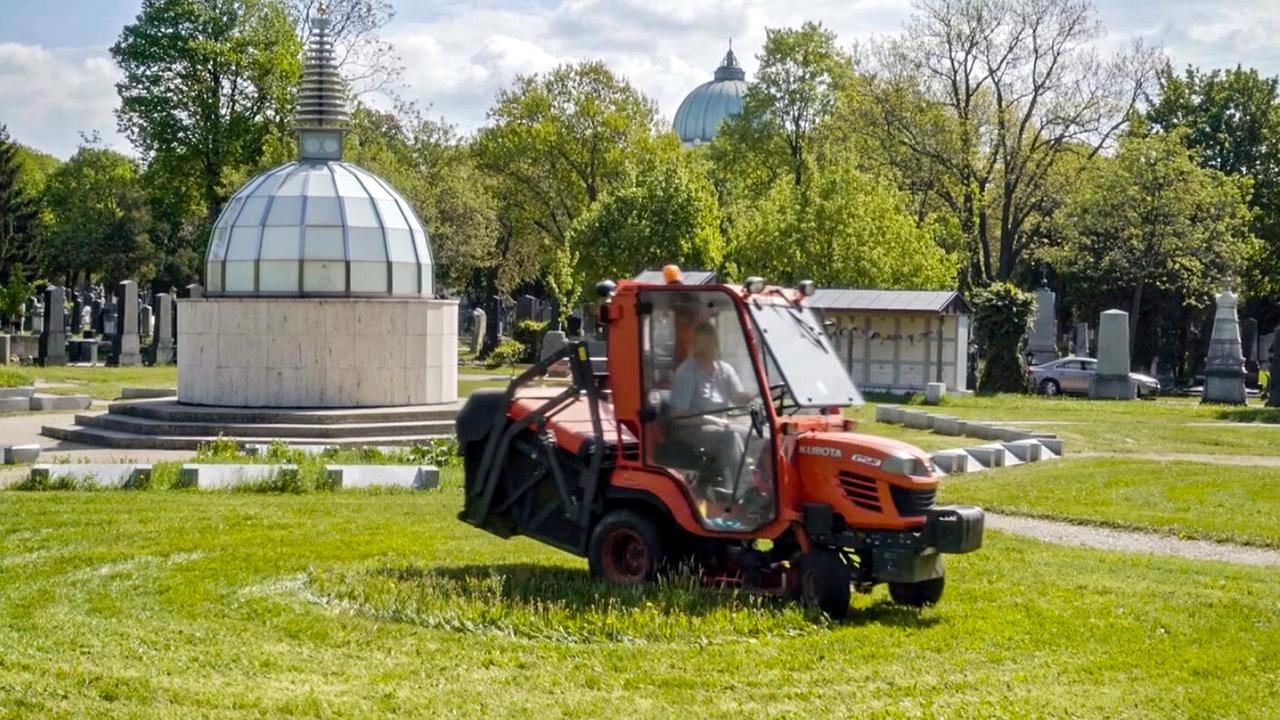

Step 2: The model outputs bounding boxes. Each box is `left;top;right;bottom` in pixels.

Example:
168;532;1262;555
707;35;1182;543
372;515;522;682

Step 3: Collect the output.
807;289;970;315
673;48;748;146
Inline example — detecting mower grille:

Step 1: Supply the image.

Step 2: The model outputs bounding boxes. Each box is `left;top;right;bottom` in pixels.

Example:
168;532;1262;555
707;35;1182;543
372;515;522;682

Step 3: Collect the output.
836;471;881;513
890;484;936;517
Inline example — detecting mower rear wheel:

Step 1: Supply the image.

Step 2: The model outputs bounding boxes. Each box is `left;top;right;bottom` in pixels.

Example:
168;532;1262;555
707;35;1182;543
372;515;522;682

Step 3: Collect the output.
588;510;665;585
888;575;946;607
798;550;852;620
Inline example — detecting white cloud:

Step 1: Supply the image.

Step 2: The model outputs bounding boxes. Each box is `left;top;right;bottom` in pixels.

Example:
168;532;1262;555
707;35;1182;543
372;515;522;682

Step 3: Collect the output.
0;42;124;158
5;0;1280;156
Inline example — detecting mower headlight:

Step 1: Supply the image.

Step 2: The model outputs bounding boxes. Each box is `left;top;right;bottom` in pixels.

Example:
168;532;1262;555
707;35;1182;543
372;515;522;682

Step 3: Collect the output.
882;453;929;477
744;276;766;294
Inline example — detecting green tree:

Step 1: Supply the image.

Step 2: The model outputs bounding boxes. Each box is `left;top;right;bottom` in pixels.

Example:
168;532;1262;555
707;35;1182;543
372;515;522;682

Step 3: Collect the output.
0;126;42;282
714;22;852;192
475;61;661;314
112;0;301;234
568;150;723;285
1048;130;1256;357
971;281;1035;394
866;0;1157;284
43;144;156;287
1147;64;1280;299
345;103;497;293
0;263;38;332
727;161;956;289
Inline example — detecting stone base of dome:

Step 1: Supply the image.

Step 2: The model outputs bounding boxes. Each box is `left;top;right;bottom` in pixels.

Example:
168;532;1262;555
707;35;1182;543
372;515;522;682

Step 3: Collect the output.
176;297;458;408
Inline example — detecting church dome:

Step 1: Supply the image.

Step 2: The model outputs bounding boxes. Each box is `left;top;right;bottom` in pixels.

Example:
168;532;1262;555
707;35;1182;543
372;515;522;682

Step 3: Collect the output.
673;48;748;146
203;8;433;298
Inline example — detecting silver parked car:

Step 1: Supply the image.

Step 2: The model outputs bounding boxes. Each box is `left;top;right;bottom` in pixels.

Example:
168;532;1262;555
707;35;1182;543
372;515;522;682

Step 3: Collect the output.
1029;356;1160;397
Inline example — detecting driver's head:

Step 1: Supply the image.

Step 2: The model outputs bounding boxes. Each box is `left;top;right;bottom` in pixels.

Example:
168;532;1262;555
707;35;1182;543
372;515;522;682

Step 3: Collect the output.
692;322;718;361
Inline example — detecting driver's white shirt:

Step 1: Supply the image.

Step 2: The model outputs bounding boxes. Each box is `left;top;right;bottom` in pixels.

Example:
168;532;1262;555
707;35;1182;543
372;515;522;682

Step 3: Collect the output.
670;358;744;413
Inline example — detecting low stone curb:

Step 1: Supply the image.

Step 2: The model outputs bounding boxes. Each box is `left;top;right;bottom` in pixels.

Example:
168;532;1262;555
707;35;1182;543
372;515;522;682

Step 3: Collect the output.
3;444;42;464
878;404;1065;454
9;462;441;491
29;463;151;488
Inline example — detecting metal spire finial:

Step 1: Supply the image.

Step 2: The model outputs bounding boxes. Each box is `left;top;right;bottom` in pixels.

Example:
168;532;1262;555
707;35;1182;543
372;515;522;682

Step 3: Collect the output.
294;3;348;160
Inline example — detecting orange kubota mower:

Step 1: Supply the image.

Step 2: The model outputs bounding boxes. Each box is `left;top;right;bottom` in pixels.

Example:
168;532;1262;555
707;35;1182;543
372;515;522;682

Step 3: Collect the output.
456;269;984;618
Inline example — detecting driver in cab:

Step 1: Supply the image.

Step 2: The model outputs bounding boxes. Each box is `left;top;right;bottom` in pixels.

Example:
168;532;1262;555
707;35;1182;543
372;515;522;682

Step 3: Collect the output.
668;322;754;492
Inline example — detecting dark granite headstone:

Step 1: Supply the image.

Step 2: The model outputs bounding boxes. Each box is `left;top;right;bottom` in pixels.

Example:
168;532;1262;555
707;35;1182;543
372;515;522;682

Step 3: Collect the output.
1269;330;1280;408
154;293;175;364
91;298;104;334
1242;318;1260;389
38;286;67;366
109;280;141;366
71;292;84;334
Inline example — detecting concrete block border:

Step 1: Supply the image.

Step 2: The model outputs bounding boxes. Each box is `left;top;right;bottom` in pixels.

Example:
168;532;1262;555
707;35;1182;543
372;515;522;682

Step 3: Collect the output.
29;463;151;488
876;404;1065;455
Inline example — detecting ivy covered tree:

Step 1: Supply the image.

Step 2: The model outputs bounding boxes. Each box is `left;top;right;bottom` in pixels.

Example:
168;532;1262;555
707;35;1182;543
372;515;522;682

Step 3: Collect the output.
972;282;1036;394
0;126;41;282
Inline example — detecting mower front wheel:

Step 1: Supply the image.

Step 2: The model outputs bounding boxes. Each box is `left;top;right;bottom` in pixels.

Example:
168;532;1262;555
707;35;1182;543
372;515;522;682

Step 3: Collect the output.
798;550;852;620
888;575;946;607
588;510;665;585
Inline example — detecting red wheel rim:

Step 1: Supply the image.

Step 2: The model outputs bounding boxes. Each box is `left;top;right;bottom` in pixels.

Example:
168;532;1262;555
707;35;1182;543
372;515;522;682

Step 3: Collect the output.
601;528;649;583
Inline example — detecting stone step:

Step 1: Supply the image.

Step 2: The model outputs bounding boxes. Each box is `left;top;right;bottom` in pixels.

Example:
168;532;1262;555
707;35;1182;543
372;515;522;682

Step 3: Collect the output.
40;424;452;451
73;412;455;439
107;399;461;425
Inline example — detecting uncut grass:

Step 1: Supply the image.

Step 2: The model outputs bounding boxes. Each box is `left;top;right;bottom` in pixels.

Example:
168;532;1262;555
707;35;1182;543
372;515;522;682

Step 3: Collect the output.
942;457;1280;547
850;394;1280;456
0;472;1276;718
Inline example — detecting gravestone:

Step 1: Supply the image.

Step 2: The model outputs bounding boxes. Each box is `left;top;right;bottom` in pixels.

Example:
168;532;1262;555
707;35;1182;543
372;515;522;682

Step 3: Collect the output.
539;330;568;361
71;292;83;334
37;286;67;366
91;298;104;334
0;335;9;365
1073;322;1090;356
1089;309;1136;399
139;304;154;341
1202;286;1246;405
22;297;34;333
184;283;204;299
566;315;583;338
103;302;118;336
516;295;537;321
469;308;486;355
1268;331;1280;408
1242;317;1259;389
31;297;44;334
109;280;142;367
154;293;175;364
1026;280;1059;365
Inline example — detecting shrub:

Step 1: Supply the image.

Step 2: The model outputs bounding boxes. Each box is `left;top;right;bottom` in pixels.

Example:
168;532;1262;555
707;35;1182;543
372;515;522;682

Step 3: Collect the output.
512;320;550;362
485;339;526;369
196;435;242;461
971;282;1035;395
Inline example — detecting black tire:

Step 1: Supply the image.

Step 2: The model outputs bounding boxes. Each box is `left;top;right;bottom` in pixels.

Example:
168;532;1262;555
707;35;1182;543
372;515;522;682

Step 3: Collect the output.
588;509;665;585
888;575;946;607
798;550;852;620
1039;378;1061;396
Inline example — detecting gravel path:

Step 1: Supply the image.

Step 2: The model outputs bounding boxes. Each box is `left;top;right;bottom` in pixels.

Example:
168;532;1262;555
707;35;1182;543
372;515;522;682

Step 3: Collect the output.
987;512;1280;567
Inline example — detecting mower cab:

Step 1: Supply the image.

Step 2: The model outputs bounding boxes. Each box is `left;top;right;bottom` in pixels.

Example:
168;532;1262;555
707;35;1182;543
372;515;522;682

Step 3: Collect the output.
457;269;984;618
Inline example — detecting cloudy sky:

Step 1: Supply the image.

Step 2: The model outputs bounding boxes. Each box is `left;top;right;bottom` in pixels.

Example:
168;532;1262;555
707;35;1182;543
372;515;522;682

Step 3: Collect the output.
2;0;1279;159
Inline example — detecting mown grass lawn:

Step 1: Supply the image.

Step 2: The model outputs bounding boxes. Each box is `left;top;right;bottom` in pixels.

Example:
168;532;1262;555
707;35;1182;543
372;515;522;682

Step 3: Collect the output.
941;457;1280;548
1;471;1276;718
852;394;1280;456
9;365;179;400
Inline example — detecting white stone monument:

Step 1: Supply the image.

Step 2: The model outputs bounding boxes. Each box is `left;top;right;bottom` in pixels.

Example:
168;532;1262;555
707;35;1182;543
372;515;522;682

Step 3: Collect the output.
1089;309;1135;399
178;8;457;408
1202;285;1246;405
1026;278;1059;365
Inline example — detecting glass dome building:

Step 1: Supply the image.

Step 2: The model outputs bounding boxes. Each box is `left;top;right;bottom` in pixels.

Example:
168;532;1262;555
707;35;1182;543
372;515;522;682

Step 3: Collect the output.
673;47;748;147
203;10;432;298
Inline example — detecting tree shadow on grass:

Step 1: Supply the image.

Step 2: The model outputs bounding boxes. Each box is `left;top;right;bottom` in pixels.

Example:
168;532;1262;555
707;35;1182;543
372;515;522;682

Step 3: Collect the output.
358;562;938;630
1216;407;1280;424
